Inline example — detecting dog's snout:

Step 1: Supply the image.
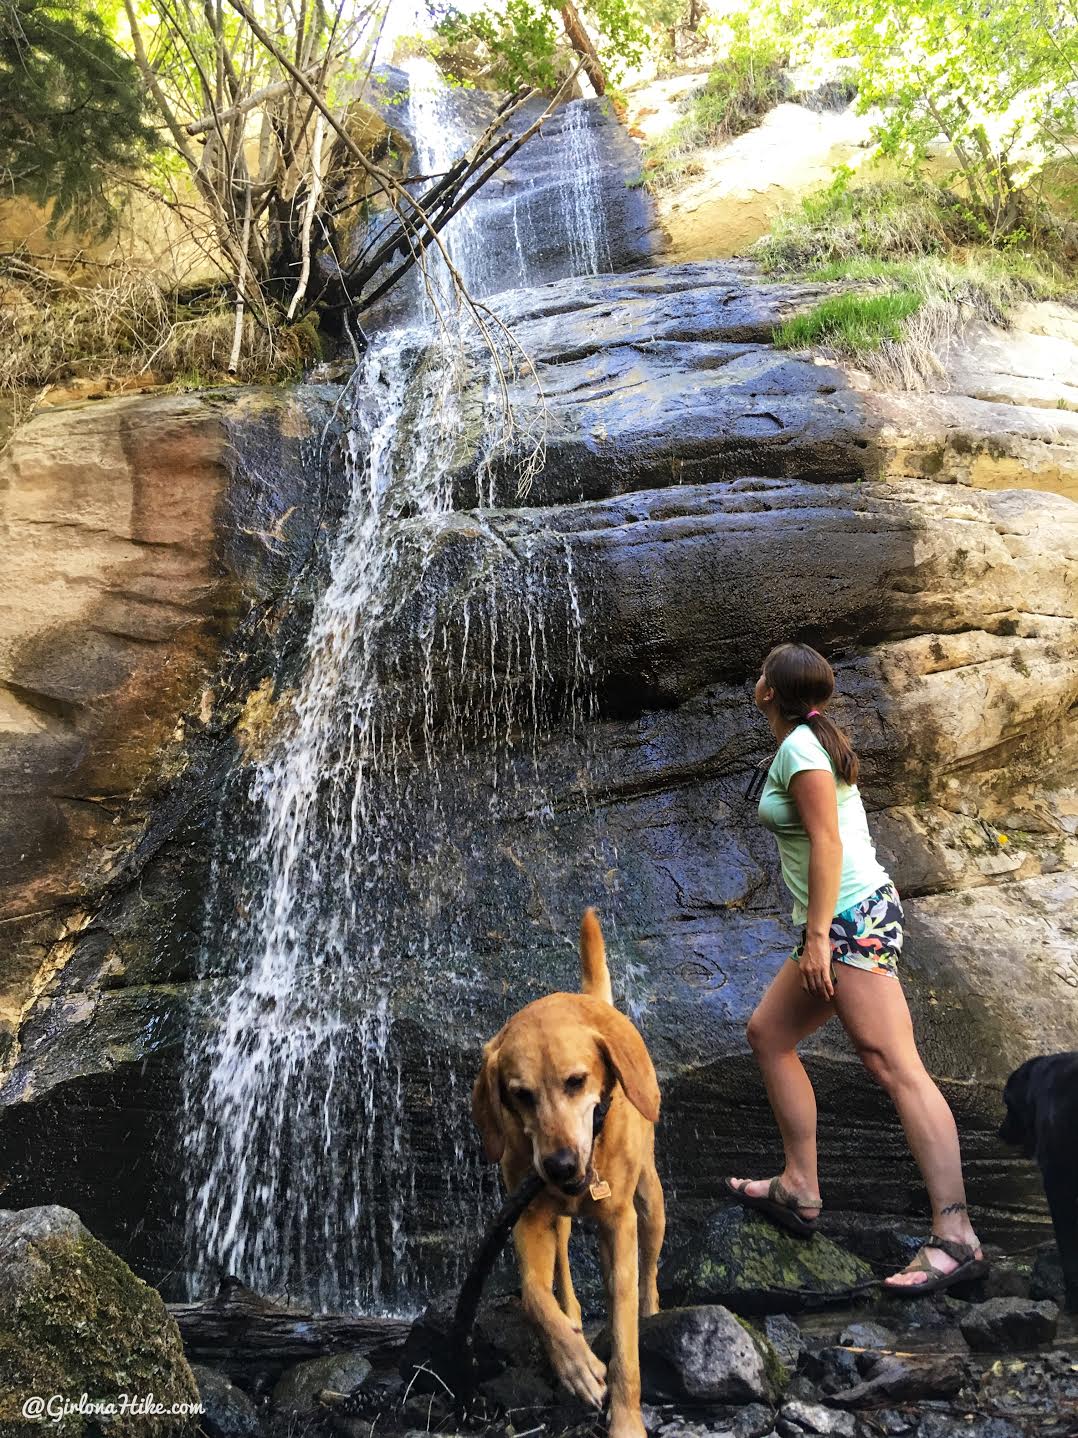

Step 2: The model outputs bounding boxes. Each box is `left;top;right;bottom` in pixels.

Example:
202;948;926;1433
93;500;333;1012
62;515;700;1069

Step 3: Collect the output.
542;1148;579;1184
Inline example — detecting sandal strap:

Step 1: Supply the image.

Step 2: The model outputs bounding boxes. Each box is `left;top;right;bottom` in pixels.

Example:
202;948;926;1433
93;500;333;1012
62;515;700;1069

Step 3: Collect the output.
926;1234;977;1264
902;1235;977;1276
770;1176;823;1214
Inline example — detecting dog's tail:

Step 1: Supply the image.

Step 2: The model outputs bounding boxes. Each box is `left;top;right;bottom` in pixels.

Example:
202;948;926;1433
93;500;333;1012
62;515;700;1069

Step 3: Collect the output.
580;907;613;1006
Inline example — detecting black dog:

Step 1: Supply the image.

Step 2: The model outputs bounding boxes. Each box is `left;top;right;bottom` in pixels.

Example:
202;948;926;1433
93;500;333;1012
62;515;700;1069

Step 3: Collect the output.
999;1052;1078;1312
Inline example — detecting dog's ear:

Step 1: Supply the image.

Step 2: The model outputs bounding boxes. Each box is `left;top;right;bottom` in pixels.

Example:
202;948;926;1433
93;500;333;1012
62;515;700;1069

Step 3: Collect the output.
593;1007;660;1124
472;1038;506;1162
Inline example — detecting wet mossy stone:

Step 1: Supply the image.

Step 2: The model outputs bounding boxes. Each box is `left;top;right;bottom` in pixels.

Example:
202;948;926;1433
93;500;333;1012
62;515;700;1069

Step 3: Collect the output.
660;1207;873;1316
0;1205;200;1435
271;1352;373;1417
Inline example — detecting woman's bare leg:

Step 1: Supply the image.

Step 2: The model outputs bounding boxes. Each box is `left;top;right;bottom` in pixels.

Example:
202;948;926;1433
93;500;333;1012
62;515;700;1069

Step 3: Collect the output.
831;966;981;1284
730;959;833;1214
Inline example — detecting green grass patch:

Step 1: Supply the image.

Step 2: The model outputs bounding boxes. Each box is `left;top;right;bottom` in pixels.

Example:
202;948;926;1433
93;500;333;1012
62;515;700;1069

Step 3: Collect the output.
774;290;922;352
756;175;1075;378
644;55;788;191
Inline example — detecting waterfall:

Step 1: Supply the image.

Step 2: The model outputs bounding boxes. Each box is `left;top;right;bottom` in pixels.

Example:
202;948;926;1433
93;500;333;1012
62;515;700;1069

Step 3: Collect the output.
182;67;621;1314
562;102;614;277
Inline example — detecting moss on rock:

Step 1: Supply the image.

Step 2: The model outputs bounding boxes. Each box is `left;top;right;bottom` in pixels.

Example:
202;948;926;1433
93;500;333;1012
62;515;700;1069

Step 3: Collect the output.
660;1205;873;1316
0;1206;199;1436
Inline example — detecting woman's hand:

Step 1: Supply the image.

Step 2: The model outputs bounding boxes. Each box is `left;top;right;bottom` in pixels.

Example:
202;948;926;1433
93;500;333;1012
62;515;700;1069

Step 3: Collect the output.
799;931;835;1000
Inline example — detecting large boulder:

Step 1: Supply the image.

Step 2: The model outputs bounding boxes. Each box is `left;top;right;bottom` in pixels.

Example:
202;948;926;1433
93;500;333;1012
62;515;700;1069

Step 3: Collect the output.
0;1205;200;1434
661;1207;873;1315
632;1305;786;1405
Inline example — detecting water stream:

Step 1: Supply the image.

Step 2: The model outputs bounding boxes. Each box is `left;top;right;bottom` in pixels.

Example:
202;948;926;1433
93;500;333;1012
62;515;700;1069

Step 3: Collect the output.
182;70;620;1312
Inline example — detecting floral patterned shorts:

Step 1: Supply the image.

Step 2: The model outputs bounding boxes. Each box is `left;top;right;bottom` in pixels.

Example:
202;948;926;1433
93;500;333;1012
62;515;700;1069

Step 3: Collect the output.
792;882;904;978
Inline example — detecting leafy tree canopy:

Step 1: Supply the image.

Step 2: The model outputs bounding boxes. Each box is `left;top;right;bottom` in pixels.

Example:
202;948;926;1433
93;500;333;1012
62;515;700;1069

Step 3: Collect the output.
827;0;1078;234
431;0;654;91
0;0;158;235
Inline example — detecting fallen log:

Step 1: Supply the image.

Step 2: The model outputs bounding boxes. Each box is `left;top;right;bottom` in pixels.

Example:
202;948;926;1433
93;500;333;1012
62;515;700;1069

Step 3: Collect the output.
167;1276;410;1387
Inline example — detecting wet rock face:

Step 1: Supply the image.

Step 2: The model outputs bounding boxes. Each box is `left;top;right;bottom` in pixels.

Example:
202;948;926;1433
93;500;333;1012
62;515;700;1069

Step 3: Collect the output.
0;1205;200;1434
359;69;660;326
0;260;1075;1300
0;386;344;1281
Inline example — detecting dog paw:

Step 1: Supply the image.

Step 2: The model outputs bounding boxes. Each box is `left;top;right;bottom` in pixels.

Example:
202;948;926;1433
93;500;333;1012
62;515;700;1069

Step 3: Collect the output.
552;1332;607;1409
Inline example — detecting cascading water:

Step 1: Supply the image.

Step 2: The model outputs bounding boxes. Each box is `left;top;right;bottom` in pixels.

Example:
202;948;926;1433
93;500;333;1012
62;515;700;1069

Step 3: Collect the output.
182;67;620;1314
561;101;614;277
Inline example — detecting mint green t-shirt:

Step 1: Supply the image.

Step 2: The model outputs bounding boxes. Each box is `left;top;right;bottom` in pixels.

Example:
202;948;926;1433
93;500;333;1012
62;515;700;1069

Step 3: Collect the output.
758;723;889;924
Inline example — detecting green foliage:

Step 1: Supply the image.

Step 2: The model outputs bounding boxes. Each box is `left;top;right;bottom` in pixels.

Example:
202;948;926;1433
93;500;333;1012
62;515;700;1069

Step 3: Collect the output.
773;290;922;352
643;0;810;188
758;172;1070;373
644;52;787;187
828;0;1078;237
0;0;157;235
432;0;653;90
756;171;1071;283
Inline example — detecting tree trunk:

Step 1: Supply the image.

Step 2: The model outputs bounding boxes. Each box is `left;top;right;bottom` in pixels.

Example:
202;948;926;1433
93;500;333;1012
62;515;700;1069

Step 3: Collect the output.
560;1;606;96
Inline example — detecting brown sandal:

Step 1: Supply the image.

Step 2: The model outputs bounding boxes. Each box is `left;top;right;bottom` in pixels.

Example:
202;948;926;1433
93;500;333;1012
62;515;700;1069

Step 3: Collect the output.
724;1176;822;1238
884;1234;989;1296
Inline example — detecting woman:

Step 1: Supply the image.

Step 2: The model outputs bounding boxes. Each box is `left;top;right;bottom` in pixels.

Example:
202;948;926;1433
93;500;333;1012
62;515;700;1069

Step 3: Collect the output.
726;642;986;1293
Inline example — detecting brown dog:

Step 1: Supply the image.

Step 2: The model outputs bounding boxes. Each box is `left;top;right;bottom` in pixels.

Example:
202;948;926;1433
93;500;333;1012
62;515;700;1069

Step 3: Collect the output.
472;908;664;1438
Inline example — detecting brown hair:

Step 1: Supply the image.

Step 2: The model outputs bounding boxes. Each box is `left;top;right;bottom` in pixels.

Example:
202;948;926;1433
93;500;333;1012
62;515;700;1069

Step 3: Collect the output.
762;642;860;786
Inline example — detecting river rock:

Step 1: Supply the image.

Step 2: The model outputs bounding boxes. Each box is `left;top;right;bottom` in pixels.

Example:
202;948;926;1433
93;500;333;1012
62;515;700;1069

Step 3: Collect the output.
776;1398;857;1437
0;1205;199;1435
827;1353;966;1409
838;1321;896;1351
271;1351;374;1417
958;1296;1059;1352
635;1305;786;1405
661;1208;873;1315
189;1365;263;1437
764;1314;806;1370
1030;1242;1068;1306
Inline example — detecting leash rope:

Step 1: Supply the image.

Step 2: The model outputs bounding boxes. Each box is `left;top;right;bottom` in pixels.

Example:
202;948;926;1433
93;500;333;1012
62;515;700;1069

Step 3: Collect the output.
450;1094;613;1416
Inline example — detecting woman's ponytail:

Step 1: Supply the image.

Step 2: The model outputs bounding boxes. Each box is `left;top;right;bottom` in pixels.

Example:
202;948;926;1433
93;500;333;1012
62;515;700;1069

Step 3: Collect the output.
804;710;859;787
763;643;860;786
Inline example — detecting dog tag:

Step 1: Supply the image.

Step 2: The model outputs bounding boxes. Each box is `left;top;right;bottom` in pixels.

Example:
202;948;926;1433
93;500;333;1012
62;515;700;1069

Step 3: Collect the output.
589;1178;612;1201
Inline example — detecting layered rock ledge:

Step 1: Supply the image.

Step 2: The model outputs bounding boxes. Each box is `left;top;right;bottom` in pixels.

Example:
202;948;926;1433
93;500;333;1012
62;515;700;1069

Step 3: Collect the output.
0;262;1074;1289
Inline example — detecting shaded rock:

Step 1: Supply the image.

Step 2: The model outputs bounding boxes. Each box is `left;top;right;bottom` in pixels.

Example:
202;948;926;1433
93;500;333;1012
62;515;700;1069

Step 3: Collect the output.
838;1321;895;1351
873;1293;972;1331
190;1365;263;1437
764;1314;806;1371
635;1305;786;1405
0;1204;199;1434
733;1404;781;1438
661;1207;873;1315
1030;1242;1067;1305
958;1296;1058;1353
776;1398;856;1437
799;1347;861;1395
654;1419;736;1438
401;1292;556;1400
828;1354;966;1409
271;1351;373;1417
917;1417;1023;1438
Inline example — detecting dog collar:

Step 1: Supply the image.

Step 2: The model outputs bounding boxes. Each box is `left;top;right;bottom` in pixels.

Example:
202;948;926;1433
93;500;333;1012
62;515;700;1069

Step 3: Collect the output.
587;1091;614;1199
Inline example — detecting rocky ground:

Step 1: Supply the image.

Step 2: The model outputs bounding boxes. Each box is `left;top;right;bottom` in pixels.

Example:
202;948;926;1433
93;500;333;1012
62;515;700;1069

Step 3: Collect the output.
6;1201;1075;1438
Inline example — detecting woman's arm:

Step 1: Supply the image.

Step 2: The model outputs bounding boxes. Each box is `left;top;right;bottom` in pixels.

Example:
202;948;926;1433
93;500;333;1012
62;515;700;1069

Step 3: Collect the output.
789;769;843;1000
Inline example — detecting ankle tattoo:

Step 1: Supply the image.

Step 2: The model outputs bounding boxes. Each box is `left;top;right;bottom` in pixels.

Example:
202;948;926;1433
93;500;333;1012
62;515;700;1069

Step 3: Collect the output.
939;1201;968;1216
